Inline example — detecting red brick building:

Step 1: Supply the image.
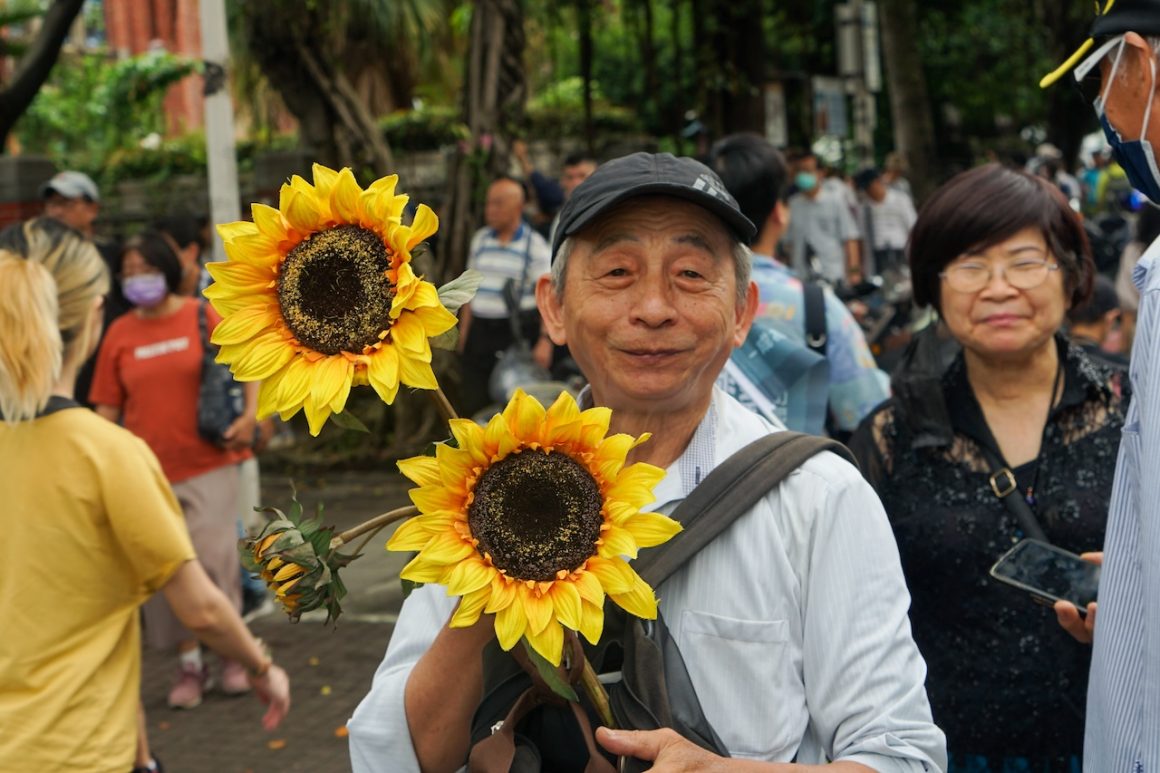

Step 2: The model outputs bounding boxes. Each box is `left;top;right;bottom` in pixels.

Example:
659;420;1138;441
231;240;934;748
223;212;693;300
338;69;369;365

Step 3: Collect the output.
103;0;205;133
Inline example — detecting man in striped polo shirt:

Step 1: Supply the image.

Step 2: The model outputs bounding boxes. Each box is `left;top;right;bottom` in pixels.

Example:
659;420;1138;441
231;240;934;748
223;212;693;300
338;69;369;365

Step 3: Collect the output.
456;176;553;417
1042;2;1160;769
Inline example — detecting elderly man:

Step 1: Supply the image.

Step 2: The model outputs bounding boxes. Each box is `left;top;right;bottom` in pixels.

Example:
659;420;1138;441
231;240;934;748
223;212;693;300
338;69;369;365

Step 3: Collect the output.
456;176;553;416
1042;1;1160;769
348;153;946;772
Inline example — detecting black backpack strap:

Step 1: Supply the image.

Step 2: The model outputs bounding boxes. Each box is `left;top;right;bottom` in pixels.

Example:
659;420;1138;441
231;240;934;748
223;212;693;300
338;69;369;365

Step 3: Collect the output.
803;282;827;356
634;431;856;589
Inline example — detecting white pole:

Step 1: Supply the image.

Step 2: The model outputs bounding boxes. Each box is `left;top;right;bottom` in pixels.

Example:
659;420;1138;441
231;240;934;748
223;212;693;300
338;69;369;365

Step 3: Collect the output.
198;0;241;263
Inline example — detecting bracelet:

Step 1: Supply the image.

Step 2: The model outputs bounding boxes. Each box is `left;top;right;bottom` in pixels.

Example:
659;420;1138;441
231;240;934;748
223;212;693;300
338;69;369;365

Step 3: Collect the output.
248;657;272;678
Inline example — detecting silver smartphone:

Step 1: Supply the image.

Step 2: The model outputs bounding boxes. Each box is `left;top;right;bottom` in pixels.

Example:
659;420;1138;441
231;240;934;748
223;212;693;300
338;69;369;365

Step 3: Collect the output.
989;538;1100;614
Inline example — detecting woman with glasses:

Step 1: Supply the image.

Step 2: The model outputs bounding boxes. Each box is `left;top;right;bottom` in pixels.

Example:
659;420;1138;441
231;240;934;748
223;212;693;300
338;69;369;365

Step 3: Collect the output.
849;163;1128;772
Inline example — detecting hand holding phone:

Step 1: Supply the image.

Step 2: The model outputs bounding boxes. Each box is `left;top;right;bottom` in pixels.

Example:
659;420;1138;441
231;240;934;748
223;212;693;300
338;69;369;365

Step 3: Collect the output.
989;539;1101;613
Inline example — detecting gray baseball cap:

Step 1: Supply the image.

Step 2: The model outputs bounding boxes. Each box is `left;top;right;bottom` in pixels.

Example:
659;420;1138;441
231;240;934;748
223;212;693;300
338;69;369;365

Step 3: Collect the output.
40;171;100;202
550;152;756;259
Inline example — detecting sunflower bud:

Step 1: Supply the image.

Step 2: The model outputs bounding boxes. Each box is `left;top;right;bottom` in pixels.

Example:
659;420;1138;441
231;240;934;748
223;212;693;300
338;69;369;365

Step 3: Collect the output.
241;492;355;623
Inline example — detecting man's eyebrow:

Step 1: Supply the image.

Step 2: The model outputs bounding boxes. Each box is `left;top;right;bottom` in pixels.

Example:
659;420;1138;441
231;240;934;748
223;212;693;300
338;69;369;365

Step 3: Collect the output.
674;233;717;253
590;232;640;254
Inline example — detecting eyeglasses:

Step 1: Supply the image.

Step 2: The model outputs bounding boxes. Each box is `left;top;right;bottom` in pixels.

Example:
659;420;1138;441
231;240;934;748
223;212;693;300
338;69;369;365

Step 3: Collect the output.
940;258;1060;294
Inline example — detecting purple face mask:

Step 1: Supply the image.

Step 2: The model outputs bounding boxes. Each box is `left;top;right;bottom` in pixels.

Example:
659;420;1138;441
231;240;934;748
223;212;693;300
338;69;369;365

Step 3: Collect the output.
122;274;169;307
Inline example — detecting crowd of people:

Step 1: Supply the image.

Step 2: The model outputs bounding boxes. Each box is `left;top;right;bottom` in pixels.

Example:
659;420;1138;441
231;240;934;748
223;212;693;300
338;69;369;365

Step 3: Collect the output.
6;1;1160;771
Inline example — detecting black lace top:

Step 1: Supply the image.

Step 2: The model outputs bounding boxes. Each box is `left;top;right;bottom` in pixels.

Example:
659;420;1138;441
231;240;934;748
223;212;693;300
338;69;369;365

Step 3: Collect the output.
849;335;1129;763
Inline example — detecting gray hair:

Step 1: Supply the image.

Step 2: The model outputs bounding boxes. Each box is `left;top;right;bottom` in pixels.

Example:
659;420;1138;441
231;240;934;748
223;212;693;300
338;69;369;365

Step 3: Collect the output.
550;237;752;306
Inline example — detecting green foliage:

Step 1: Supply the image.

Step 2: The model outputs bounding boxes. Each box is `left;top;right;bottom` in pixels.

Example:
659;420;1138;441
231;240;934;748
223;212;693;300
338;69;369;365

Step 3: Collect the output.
379;106;468;151
14;49;197;174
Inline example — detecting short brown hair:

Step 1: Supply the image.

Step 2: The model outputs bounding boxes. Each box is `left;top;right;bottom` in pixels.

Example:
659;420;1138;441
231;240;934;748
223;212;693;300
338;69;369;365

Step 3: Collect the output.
909;163;1093;314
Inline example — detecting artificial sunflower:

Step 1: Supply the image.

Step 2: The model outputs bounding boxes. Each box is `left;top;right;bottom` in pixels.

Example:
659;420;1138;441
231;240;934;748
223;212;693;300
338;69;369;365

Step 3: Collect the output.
205;163;458;435
241;494;356;623
387;389;681;666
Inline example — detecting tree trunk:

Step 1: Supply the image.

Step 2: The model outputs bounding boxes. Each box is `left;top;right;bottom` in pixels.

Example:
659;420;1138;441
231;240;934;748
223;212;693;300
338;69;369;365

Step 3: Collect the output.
436;0;527;284
0;0;86;150
578;0;595;154
878;0;939;202
237;1;394;174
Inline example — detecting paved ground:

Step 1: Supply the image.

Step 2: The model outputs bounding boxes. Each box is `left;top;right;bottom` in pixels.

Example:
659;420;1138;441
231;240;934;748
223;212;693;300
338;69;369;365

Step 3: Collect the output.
142;469;416;773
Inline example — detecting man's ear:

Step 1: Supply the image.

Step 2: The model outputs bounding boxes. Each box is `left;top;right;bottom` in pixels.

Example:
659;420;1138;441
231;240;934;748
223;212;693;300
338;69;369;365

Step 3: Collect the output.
535;274;567;345
733;279;759;347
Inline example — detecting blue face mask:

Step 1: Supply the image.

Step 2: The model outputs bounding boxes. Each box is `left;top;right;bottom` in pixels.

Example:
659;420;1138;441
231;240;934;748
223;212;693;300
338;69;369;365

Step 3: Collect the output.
1095;40;1160;203
794;172;818;192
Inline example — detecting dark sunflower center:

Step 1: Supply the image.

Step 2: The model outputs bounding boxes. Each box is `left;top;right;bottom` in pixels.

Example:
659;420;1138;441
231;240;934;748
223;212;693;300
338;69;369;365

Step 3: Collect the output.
468;449;604;581
277;224;395;355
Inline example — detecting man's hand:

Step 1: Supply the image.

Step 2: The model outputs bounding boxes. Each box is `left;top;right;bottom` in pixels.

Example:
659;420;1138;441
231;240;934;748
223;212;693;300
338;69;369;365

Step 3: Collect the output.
250;663;291;730
533;336;554;370
1054;551;1102;644
596;727;729;772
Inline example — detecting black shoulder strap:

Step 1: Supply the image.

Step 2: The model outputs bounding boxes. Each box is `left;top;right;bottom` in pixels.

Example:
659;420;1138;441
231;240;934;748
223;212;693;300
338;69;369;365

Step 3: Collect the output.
633;431;856;588
803;282;827;356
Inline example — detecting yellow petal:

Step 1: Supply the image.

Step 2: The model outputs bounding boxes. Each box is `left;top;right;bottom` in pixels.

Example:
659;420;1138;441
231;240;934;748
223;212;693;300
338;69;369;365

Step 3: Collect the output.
385;515;439;551
331;167;363;223
549;580;583;630
505;390;546;441
210;303;281;346
485;574;518;614
407;203;439;249
579;601;604;644
450;586;490;628
435;443;476;494
397;455;443;488
391;313;429;354
448;418;487;465
595;434;636;480
597;524;639;560
282;185;322;233
205;261;276;296
270;356;311;416
302;401;332;437
366;344;401;405
494;596;527;650
622;512;682;549
251;202;289;243
483;412;520;461
609;568;659;620
416;529;474;565
273;562;306;582
585;556;637;594
522;586;554;635
400;554;449;584
409;485;463;515
309;355;354;414
411;302;458;338
525;620;565;667
445;556;494;596
219;330;296;381
217;220;260;244
571;570;606;606
398;351;439;391
606;463;666;509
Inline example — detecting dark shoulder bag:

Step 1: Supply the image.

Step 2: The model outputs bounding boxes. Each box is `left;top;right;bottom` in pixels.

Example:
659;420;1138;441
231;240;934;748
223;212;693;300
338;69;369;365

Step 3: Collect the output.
196;302;245;447
468;432;856;773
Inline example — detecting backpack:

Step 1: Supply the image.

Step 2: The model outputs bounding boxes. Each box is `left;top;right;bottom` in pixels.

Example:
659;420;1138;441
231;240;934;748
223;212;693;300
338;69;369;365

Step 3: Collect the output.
467;431;857;773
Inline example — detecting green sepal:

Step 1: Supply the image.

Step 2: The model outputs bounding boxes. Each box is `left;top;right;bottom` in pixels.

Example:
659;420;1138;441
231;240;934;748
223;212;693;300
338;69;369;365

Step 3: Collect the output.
521;639;579;702
330;410;370;433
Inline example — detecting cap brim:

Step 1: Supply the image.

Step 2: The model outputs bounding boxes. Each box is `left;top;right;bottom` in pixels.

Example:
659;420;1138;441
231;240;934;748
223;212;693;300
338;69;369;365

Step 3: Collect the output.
1040;37;1095;88
555;181;755;256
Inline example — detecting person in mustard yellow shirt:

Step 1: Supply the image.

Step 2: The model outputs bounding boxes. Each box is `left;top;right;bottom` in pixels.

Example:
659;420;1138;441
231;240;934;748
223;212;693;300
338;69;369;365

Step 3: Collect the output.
0;218;290;773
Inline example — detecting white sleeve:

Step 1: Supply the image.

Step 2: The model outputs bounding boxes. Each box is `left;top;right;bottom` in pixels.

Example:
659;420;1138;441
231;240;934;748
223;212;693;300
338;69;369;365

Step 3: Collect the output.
794;456;948;772
347;583;458;773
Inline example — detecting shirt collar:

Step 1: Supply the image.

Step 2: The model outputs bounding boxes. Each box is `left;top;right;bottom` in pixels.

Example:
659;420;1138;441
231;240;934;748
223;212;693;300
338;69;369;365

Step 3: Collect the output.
577;386;719;508
488;221;527;242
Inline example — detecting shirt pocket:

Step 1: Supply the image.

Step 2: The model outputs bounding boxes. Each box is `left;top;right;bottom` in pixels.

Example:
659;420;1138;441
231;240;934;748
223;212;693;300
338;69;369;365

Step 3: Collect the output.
678;610;797;759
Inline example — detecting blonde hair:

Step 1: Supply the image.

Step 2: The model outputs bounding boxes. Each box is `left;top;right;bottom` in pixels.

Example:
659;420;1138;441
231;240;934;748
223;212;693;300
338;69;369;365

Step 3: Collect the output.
0;218;108;421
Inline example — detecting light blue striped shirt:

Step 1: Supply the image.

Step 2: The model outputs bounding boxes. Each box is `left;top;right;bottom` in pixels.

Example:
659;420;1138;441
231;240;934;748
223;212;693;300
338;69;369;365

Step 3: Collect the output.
465;222;551;319
1085;237;1160;772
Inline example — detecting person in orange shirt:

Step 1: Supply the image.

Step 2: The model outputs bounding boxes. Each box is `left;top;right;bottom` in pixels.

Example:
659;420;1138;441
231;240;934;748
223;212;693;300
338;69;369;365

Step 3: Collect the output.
90;230;260;710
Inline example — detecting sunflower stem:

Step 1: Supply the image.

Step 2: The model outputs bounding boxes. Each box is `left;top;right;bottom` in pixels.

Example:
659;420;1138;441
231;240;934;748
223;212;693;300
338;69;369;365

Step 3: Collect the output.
330;505;419;550
429;386;459;423
580;656;616;729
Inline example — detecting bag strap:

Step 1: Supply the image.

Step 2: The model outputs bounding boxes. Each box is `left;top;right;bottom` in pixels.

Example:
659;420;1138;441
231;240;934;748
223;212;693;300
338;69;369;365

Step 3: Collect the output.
976;443;1049;543
196;301;212;359
634;432;856;589
803;282;827;356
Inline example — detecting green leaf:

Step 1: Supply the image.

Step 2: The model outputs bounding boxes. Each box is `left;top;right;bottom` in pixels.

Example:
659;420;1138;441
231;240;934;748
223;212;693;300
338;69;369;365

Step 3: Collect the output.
401;578;425;599
437;269;484;312
330;410;371;433
522;640;579;702
428;326;460;351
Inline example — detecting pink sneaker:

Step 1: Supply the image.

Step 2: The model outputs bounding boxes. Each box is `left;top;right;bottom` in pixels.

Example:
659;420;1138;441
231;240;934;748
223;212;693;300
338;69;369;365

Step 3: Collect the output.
167;663;210;709
220;659;252;696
